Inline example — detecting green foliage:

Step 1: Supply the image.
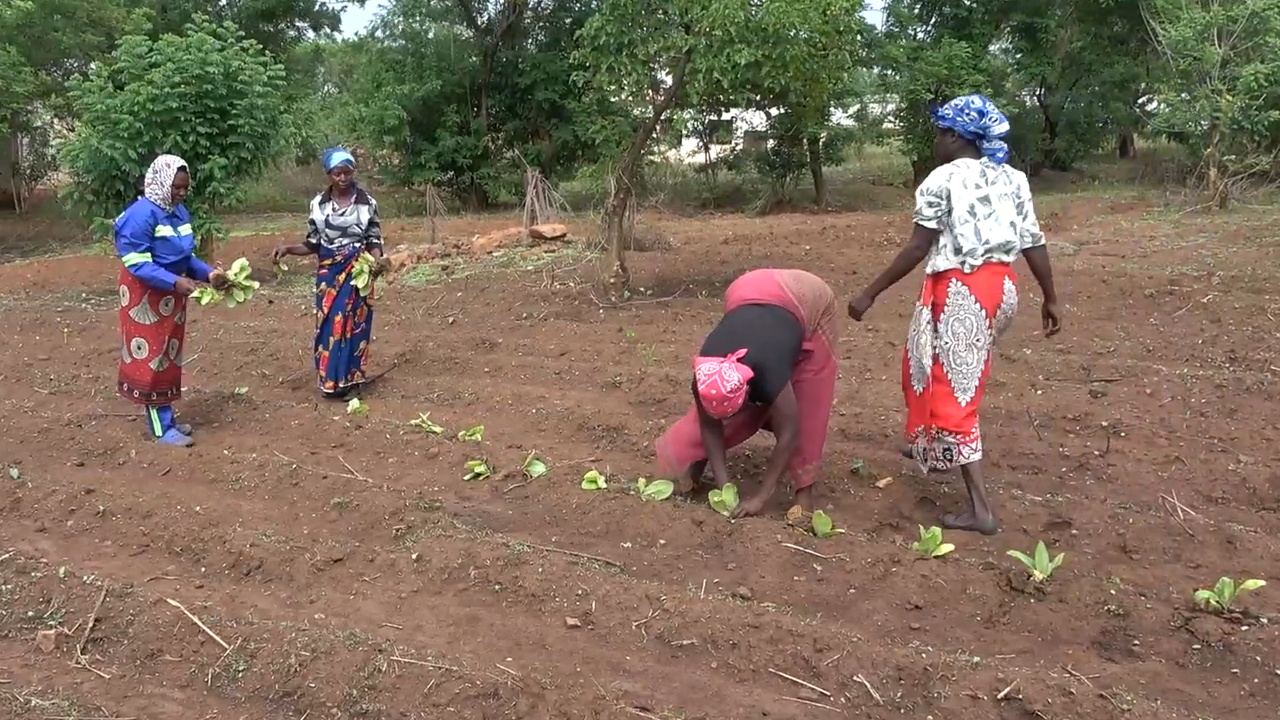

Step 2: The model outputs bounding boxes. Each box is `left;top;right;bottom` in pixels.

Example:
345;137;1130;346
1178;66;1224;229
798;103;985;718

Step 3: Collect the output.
60;17;288;244
811;510;845;539
636;478;675;501
581;470;608;491
910;525;955;558
1007;540;1066;582
708;483;739;517
1194;577;1266;614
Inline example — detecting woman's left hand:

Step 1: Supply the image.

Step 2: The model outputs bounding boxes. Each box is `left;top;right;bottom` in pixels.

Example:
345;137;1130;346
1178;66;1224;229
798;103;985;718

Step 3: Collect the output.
209;269;232;290
730;493;769;520
371;256;393;278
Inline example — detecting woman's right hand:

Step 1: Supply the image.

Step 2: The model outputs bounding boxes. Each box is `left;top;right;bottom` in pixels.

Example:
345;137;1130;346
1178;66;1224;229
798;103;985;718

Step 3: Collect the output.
271;245;291;261
174;277;198;296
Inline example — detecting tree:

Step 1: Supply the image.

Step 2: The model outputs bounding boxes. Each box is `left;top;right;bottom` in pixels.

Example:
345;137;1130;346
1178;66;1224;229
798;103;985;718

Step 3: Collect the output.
1144;0;1280;208
144;0;348;55
61;17;288;253
575;0;870;294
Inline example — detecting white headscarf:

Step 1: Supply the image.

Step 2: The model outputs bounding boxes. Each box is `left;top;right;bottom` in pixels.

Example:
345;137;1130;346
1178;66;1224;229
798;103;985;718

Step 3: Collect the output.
143;154;188;211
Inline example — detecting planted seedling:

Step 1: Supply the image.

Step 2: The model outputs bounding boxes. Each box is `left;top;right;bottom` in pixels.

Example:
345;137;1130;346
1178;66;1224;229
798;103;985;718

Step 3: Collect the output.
463;459;492;481
811;510;845;538
581;470;607;491
1007;541;1065;582
910;525;955;558
522;452;548;480
636;478;675;501
7;466;19;481
409;413;444;434
1194;577;1266;614
351;252;377;297
708;483;739;517
346;398;369;417
457;425;484;442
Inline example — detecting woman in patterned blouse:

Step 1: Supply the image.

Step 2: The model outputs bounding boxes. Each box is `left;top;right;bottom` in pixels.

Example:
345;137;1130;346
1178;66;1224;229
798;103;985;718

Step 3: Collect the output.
848;95;1062;535
272;147;392;398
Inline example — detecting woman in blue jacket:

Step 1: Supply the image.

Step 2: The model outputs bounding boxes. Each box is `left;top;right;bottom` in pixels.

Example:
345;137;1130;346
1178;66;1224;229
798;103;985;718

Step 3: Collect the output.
115;154;228;447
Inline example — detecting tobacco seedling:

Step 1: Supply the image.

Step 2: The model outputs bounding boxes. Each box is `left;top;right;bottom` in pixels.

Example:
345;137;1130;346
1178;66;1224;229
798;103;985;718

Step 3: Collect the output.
346;398;369;417
708;483;739;516
1007;541;1065;582
7;466;19;481
636;478;675;501
1194;577;1266;614
463;459;492;481
409;413;444;434
192;257;261;308
910;525;955;558
811;510;845;539
522;452;548;480
457;425;484;442
581;470;607;491
351;252;377;297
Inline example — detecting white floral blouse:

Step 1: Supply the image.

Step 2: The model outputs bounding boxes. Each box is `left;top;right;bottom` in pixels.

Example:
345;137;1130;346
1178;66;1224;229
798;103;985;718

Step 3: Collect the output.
912;157;1046;275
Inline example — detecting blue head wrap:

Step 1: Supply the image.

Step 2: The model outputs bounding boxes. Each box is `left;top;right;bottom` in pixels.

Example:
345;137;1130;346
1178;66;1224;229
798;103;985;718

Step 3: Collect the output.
932;95;1011;164
322;147;356;173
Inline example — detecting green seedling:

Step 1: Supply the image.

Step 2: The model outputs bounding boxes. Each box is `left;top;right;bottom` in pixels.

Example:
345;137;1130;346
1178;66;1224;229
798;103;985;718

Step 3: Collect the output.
192;257;261;308
233;386;249;397
351;252;377;296
7;466;19;481
581;470;607;491
811;510;845;538
910;525;955;558
849;459;867;476
409;413;444;434
708;483;739;516
1194;577;1266;614
1007;541;1065;582
636;478;675;501
346;398;369;417
463;459;492;481
522;452;548;480
457;425;484;442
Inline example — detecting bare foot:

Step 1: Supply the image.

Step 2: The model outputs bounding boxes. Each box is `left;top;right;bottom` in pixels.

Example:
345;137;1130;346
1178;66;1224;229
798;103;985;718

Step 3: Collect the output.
793;486;815;513
942;512;1000;535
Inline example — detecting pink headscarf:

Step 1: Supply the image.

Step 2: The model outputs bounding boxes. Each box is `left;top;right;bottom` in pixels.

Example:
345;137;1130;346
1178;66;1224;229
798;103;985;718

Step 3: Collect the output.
694;349;753;419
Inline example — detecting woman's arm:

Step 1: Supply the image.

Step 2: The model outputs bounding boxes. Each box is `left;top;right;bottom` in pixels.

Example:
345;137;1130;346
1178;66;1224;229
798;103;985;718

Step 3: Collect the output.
187;255;214;283
1015;176;1061;335
731;383;798;519
695;396;731;487
850;168;949;319
363;197;385;260
861;225;938;300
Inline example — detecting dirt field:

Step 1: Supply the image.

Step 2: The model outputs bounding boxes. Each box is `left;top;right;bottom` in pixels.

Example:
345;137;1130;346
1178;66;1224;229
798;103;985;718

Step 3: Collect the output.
1;191;1277;720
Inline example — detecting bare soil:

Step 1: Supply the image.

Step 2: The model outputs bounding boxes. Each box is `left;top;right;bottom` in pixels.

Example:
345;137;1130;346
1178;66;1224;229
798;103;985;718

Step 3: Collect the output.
0;193;1277;720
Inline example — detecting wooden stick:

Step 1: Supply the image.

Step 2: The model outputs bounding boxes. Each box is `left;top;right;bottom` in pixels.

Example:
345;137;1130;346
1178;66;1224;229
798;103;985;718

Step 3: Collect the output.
852;674;883;704
1160;498;1197;538
1161;490;1200;517
1059;664;1095;686
1026;409;1043;442
780;543;845;561
76;585;107;660
271;450;362;481
996;679;1019;700
163;597;229;650
516;540;624;569
338;456;368;482
389;656;460;671
768;668;831;697
780;696;844;713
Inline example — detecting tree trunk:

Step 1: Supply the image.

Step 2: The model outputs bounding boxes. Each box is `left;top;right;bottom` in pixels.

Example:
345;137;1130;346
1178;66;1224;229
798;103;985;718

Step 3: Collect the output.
602;48;693;299
806;134;827;208
1117;131;1135;159
1205;124;1228;210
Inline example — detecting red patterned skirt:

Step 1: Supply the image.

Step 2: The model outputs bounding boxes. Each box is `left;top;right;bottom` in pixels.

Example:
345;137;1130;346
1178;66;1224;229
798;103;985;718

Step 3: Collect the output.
903;263;1018;471
117;268;186;404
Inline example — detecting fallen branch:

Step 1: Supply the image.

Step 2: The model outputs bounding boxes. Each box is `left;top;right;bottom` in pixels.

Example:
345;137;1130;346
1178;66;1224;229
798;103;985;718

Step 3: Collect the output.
996;679;1019;700
767;668;831;697
780;543;845;561
271;450;363;481
72;585;111;679
163;596;229;650
852;673;883;704
589;286;686;309
338;456;369;482
780;696;844;713
516;540;624;570
1160;497;1197;538
389;656;460;671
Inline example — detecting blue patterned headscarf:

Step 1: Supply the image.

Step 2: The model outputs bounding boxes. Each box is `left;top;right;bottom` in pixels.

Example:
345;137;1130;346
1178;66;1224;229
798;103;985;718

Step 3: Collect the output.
932;95;1011;164
322;147;356;173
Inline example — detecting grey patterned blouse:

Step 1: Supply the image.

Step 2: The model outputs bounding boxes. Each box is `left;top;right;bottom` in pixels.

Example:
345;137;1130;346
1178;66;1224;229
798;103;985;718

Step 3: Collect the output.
913;158;1046;275
303;186;384;254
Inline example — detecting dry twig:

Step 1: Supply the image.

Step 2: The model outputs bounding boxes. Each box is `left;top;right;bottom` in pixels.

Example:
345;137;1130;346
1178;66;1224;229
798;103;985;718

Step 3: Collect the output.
780;543;845;561
768;668;831;697
271;450;363;481
852;674;883;704
996;679;1019;700
163;597;229;650
389;656;460;671
780;696;844;713
516;540;624;569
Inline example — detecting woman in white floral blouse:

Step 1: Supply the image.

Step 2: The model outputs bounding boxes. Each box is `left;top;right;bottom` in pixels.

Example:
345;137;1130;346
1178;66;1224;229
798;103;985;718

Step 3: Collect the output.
848;94;1062;535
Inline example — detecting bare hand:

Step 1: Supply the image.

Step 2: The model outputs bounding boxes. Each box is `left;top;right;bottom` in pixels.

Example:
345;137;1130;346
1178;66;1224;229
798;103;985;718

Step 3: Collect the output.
1042;301;1062;336
847;293;875;322
730;493;768;520
371;256;393;279
271;245;291;262
208;269;231;290
174;277;198;296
